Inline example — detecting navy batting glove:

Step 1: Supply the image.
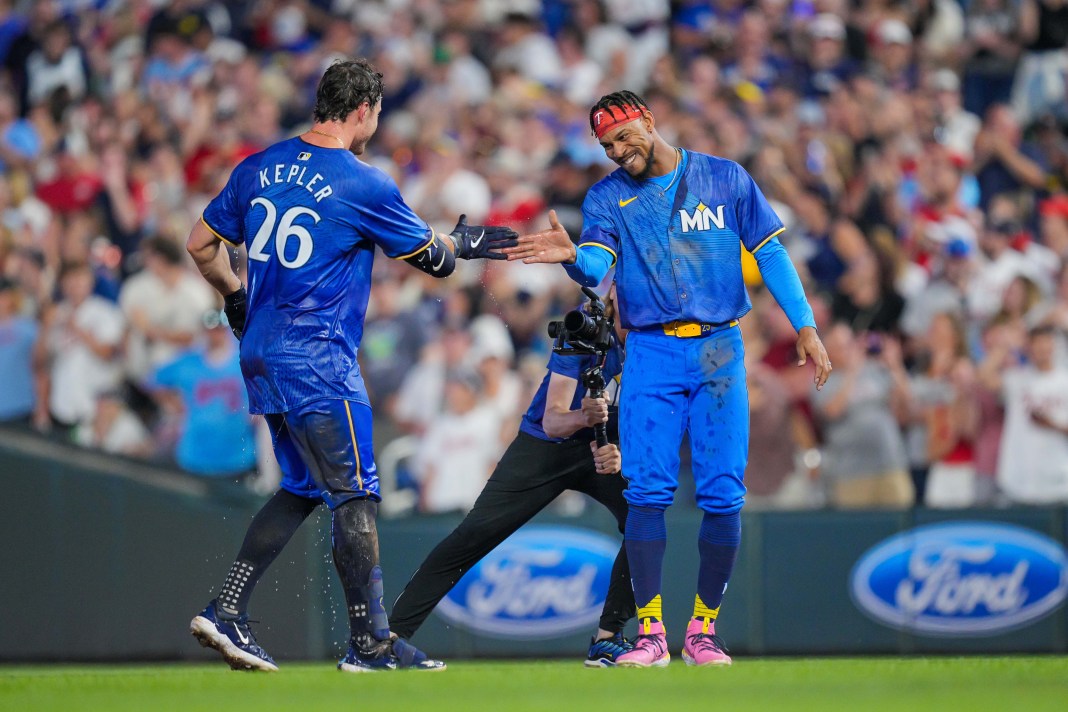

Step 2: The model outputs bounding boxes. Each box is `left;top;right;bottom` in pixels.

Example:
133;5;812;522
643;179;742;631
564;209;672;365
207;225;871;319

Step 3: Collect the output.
448;214;518;260
223;286;247;341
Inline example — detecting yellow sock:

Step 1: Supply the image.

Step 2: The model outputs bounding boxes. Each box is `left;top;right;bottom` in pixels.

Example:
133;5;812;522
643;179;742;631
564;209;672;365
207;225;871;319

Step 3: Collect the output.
636;594;662;622
693;594;719;621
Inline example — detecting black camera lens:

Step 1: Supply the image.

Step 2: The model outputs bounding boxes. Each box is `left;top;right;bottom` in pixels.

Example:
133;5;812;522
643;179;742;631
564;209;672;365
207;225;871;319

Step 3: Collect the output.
547;321;562;339
563;310;600;341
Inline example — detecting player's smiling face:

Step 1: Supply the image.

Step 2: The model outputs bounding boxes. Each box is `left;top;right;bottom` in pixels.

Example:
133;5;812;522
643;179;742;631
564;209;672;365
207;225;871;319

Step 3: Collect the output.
598;119;655;178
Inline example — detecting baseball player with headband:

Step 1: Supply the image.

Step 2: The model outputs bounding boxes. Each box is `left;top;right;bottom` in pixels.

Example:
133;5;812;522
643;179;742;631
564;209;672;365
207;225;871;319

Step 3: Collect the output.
505;91;832;667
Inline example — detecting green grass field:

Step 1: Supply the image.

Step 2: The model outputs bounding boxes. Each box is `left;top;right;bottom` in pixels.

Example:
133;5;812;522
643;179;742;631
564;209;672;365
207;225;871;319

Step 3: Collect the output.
2;657;1067;712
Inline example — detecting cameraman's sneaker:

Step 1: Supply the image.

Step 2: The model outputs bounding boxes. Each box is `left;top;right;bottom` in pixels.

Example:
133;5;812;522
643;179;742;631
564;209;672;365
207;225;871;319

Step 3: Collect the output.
190;601;278;672
585;632;634;668
682;617;732;666
615;619;669;668
338;637;445;673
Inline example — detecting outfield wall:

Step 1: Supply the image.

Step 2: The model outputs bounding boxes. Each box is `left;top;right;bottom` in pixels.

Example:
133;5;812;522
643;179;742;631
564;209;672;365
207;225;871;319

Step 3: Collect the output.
1;427;1065;662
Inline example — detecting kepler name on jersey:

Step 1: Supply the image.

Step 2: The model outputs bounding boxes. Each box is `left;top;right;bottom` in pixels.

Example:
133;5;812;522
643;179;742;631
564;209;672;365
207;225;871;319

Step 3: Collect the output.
258;159;334;203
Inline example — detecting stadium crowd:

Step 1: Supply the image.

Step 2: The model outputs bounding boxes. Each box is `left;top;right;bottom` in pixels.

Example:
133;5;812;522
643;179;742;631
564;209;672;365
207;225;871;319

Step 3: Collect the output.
0;0;1067;512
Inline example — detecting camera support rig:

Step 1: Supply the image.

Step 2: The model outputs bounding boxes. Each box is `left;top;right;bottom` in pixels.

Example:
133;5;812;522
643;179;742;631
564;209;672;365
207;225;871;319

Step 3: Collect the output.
547;286;613;448
579;365;609;448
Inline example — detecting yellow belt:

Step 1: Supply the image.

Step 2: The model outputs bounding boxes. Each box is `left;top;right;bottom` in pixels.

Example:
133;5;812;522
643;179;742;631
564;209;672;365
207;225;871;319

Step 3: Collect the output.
661;319;739;338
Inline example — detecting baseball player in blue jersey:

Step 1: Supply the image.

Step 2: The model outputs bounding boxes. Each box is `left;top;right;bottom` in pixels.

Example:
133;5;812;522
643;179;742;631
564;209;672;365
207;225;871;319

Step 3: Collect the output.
505;91;831;667
185;59;517;673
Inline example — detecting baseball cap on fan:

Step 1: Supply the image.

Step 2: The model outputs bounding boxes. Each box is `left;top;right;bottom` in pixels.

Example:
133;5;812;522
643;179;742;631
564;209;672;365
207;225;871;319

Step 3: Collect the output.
877;19;912;45
809;14;846;41
929;68;961;92
945;238;972;259
470;314;515;363
499;0;540;23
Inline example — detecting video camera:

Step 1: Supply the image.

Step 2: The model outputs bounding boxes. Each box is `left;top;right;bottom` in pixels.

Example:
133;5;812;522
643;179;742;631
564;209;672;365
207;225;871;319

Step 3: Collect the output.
547;286;614;447
547;286;613;358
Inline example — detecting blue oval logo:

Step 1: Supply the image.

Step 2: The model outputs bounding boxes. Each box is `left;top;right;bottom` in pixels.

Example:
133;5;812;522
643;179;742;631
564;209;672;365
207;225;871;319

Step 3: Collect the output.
435;525;618;639
850;521;1068;636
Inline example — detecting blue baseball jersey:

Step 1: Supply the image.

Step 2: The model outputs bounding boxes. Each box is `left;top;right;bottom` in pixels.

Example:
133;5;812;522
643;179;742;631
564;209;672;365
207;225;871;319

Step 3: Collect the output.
579;150;784;330
152;348;256;476
519;337;624;443
0;316;37;420
202;137;434;414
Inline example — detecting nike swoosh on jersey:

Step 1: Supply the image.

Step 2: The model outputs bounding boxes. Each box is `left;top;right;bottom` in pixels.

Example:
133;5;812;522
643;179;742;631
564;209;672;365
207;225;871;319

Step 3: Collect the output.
619;197;638;207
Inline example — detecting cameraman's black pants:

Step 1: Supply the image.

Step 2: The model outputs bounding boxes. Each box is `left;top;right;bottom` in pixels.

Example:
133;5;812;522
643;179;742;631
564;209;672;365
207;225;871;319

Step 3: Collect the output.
390;431;633;639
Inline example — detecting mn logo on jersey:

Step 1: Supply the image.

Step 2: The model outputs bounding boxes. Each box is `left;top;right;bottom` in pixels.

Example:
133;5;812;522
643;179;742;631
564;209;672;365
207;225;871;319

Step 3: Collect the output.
679;202;726;233
297;152;312;161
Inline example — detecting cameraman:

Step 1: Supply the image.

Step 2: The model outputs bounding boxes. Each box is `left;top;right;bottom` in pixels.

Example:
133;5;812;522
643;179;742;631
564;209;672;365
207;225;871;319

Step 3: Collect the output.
389;285;635;667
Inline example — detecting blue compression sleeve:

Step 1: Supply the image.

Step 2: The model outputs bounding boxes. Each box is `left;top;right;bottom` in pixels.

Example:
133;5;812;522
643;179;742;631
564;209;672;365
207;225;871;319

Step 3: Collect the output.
753;238;816;333
562;244;613;288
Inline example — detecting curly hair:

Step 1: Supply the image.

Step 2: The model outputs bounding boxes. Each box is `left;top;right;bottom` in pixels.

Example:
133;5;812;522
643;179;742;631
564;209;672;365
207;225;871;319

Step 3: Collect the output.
312;58;384;123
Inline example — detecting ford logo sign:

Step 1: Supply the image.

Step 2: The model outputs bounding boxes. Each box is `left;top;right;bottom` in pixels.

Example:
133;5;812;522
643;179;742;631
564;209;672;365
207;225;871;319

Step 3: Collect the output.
435;525;618;639
850;521;1068;636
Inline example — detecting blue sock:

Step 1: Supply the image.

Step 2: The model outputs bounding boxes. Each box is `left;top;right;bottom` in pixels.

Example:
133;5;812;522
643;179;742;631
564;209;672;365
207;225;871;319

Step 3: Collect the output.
625;506;666;619
696;511;741;619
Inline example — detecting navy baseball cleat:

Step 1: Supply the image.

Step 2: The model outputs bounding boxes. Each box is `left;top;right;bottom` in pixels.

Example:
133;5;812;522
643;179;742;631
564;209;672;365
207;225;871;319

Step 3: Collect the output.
338;637;446;673
337;640;397;673
190;601;278;672
391;637;446;671
584;632;634;668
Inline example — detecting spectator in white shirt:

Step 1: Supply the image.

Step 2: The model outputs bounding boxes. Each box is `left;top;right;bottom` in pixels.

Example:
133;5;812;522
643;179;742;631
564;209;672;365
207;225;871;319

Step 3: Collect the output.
36;261;125;432
493;11;563;87
995;324;1068;504
25;20;88;108
392;322;473;435
74;389;152;457
414;368;502;514
928;69;980;160
969;198;1047;321
118;236;215;384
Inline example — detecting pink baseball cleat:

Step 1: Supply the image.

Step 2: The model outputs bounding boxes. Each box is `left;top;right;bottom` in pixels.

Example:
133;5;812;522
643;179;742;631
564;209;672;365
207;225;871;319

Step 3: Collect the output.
616;619;670;668
682;617;732;666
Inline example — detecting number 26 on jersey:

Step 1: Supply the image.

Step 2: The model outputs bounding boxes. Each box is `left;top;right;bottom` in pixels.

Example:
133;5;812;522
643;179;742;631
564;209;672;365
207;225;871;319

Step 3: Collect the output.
248;197;320;269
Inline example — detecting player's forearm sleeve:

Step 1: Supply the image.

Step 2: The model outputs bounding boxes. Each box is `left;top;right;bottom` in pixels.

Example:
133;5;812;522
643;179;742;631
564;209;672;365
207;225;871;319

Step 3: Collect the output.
402;231;455;278
562;245;613;287
754;238;816;333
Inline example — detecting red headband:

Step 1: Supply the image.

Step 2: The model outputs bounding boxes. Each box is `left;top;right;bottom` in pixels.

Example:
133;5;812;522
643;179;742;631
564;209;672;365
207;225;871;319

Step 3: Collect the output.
591;103;646;139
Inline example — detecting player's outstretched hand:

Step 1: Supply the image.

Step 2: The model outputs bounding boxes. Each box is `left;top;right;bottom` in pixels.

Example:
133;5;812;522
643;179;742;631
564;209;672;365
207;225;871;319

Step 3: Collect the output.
448;214;518;260
796;325;832;390
503;209;575;264
223;286;247;341
591;442;621;475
